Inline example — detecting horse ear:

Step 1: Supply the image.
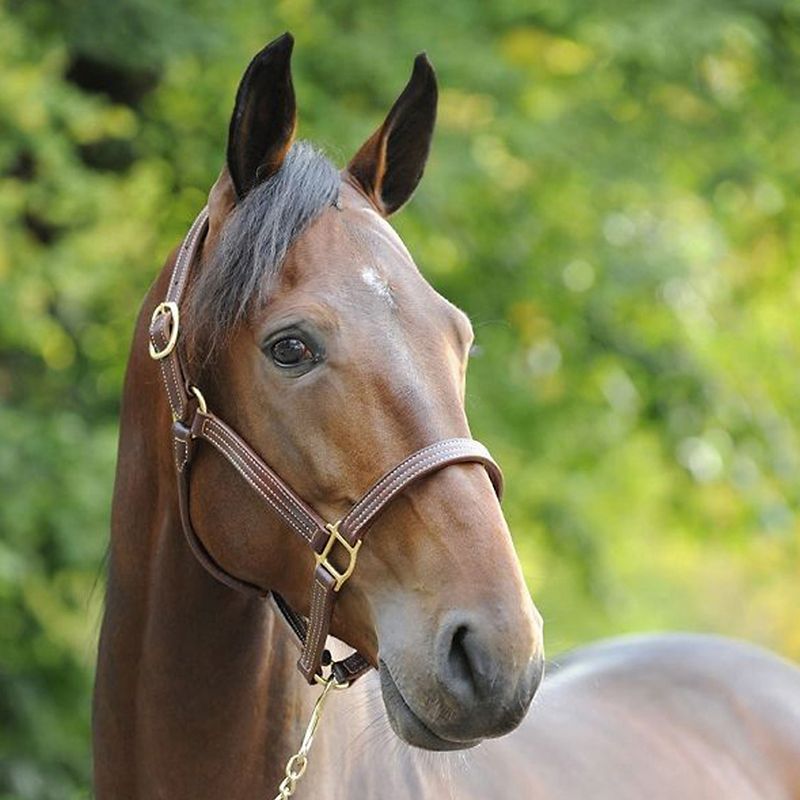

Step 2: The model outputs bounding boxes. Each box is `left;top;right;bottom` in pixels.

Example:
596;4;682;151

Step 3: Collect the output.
347;53;438;216
227;32;297;199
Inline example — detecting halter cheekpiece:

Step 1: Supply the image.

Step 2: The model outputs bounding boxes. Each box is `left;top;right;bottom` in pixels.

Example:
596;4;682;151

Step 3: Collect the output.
149;207;504;686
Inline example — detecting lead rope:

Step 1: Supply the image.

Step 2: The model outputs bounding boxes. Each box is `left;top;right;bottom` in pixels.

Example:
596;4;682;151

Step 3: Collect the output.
272;675;349;799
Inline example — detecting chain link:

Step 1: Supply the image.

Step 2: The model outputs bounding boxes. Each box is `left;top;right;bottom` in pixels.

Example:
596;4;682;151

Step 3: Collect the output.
272;675;348;800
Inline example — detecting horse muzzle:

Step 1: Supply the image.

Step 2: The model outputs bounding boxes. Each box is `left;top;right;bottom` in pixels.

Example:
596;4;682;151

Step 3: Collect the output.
378;609;545;750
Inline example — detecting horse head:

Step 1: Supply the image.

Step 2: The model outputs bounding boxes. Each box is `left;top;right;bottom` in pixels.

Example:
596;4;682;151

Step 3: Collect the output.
176;32;543;751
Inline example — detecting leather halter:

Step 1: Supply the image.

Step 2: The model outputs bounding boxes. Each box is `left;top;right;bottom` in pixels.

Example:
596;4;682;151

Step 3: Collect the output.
149;207;504;685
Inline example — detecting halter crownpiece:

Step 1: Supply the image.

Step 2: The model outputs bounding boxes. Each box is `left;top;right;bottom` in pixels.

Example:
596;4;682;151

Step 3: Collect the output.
149;207;504;685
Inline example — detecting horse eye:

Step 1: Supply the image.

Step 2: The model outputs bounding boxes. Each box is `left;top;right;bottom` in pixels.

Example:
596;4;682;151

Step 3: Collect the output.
270;337;313;367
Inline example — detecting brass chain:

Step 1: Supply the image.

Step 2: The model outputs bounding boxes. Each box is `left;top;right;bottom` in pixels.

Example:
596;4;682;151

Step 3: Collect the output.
273;675;348;799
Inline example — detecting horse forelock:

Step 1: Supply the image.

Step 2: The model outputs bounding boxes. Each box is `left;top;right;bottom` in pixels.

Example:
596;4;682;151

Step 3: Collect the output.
185;141;339;360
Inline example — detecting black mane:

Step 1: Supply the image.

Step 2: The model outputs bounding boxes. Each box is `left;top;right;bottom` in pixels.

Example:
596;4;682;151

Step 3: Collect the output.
186;141;339;356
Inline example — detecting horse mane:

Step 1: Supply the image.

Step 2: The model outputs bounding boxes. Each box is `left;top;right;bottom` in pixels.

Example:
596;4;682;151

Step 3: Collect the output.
185;141;339;360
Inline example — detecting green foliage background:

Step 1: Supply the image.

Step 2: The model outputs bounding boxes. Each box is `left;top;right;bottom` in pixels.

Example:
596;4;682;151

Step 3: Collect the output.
1;0;798;796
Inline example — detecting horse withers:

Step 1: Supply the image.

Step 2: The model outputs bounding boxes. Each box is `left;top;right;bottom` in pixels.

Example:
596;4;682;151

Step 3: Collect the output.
93;33;800;799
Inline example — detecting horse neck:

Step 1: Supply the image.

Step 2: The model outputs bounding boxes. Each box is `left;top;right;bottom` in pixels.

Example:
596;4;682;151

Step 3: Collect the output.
93;279;314;799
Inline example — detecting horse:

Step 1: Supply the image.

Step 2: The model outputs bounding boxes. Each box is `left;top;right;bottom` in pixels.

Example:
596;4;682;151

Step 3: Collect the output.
93;33;800;799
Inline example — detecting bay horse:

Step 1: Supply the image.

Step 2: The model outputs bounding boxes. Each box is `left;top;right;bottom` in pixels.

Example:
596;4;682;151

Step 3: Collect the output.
94;33;800;799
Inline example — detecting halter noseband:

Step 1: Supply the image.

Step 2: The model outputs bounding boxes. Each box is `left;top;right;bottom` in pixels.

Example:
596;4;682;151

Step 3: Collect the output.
149;207;503;685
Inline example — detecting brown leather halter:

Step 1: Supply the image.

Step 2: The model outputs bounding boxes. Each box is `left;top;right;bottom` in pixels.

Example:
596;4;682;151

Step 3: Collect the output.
149;207;504;686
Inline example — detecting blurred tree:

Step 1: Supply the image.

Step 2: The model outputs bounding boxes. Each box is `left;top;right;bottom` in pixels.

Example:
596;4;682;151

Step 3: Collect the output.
0;0;798;796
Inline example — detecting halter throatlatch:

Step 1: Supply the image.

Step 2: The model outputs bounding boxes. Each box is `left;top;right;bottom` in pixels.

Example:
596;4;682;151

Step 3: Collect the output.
149;207;504;685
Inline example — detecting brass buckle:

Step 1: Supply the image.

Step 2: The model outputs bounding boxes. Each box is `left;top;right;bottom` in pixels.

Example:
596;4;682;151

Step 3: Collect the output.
148;301;180;360
315;520;361;592
188;384;207;414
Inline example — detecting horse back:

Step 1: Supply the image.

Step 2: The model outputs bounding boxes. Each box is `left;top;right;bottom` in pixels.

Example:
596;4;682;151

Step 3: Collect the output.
458;634;800;799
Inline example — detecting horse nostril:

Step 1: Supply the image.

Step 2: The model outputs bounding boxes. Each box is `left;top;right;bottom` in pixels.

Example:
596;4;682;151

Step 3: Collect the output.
430;613;543;740
447;625;472;688
442;622;490;703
